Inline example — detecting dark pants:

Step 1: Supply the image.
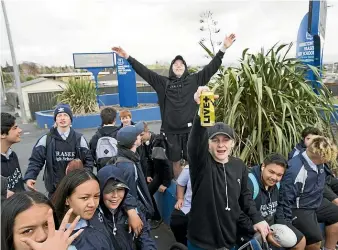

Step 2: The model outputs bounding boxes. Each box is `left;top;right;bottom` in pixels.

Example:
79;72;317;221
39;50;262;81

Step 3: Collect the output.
170;209;189;246
148;175;162;220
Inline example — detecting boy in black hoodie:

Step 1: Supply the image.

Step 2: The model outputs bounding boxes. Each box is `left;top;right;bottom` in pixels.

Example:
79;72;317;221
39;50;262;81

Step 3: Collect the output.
1;112;25;194
112;33;236;179
237;153;306;249
24;104;94;197
187;87;269;249
138;122;173;229
89;107;120;170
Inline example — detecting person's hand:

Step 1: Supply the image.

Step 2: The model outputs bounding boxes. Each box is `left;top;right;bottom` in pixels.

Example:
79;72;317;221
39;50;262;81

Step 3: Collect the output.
127;209;143;237
26;179;37;191
6;189;14;198
223;33;236;49
332;198;338;206
158;185;167;193
267;232;282;247
193;86;219;104
253;220;270;242
174;198;184;210
21;208;83;250
112;47;129;59
147;177;153;183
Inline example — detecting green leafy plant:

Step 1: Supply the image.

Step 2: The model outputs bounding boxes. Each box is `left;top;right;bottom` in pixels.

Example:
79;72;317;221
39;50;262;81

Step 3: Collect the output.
56;78;99;115
204;43;336;165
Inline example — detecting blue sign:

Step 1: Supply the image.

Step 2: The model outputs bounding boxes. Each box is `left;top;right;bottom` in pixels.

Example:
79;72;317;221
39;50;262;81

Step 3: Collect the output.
297;13;316;82
116;55;138;107
73;52;115;107
296;0;327;90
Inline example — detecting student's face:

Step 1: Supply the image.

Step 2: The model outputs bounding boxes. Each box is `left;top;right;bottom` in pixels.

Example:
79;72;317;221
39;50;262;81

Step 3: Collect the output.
261;164;285;187
103;188;126;210
172;60;185;77
208;135;234;162
55;113;71;128
304;134;318;147
13;204;50;250
1;123;22;144
121;116;131;127
140;131;151;143
66;179;100;220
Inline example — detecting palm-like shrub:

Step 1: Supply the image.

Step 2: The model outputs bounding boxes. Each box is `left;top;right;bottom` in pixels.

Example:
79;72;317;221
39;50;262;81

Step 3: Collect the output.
57;78;99;114
206;43;335;165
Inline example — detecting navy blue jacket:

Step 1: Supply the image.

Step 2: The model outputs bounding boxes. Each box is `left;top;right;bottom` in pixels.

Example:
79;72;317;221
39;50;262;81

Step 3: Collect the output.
288;141;305;160
24;128;94;193
97;165;135;250
277;152;326;223
113;151;154;218
288;141;338;202
69;209;116;250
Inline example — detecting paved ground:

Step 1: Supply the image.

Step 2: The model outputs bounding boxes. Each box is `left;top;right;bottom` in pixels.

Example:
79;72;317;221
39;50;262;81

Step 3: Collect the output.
2;104;176;250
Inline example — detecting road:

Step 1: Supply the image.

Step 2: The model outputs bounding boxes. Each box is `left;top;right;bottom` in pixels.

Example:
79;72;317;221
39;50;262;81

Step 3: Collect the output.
4;104;176;249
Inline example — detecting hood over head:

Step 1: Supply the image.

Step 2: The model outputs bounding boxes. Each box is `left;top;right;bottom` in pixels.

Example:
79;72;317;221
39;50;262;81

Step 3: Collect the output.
169;55;189;80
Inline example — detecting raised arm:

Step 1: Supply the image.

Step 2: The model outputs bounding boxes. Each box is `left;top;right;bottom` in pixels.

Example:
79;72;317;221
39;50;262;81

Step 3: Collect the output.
196;34;236;86
187;87;213;183
112;46;167;92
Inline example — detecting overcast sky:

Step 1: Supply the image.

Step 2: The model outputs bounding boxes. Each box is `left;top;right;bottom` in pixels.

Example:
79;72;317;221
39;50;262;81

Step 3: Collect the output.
1;0;337;67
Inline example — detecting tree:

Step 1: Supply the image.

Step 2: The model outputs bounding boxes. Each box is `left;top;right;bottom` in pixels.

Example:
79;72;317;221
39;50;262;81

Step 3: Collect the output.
199;11;222;57
201;42;336;166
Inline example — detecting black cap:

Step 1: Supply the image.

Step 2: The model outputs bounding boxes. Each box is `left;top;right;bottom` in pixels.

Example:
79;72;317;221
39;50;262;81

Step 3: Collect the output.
208;122;235;140
103;179;129;194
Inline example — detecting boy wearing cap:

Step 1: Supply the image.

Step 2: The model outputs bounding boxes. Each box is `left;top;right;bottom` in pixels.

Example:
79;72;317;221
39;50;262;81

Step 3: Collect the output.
24;104;94;197
98;163;156;250
186;87;269;249
113;34;236;179
114;122;154;218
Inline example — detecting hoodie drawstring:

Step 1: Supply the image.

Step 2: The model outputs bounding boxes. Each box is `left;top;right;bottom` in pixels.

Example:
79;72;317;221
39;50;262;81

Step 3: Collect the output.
222;164;231;211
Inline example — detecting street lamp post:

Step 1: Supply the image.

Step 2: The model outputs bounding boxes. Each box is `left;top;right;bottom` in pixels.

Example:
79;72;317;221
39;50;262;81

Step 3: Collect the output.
1;0;27;123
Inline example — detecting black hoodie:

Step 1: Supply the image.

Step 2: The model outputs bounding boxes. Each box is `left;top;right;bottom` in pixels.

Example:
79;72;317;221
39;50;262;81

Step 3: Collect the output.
127;50;225;134
237;165;285;239
187;113;263;249
97;165;135;250
1;150;25;193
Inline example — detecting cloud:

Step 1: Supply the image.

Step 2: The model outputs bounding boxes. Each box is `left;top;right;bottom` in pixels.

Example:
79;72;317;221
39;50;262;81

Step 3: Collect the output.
1;0;337;67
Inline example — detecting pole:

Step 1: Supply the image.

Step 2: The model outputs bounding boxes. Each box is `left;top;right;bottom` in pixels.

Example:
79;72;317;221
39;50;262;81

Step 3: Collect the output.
0;67;6;103
1;0;27;123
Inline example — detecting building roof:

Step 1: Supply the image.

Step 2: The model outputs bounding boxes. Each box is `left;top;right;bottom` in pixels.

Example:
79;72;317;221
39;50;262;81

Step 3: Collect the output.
39;72;110;77
21;78;48;88
99;68;169;83
20;78;66;88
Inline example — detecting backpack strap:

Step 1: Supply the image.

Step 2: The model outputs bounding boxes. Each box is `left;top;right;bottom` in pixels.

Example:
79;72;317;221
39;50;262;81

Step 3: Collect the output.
248;173;259;200
115;156;133;164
